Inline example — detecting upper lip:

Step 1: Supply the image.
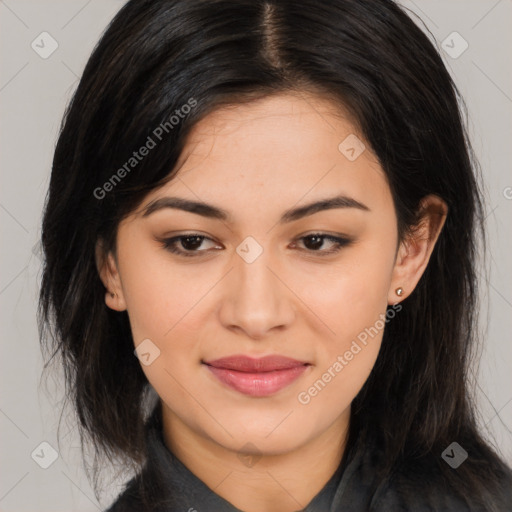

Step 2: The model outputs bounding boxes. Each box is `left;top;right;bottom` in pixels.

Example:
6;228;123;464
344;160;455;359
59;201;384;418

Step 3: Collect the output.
203;355;309;372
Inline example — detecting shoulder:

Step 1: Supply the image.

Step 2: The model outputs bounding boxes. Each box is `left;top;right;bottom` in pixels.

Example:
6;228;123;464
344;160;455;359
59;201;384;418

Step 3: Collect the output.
374;465;469;511
372;452;512;512
102;469;178;512
103;477;145;512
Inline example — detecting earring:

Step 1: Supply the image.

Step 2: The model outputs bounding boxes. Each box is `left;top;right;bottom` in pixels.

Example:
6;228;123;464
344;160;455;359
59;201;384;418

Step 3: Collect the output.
110;291;116;298
395;287;403;297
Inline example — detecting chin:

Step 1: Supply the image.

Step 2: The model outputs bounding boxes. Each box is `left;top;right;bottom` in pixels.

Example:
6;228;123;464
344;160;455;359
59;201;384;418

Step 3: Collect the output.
220;431;305;457
205;414;314;453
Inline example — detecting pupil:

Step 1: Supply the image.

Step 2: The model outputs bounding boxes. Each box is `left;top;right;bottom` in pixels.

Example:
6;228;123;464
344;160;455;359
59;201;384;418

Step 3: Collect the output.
182;236;203;250
305;235;323;250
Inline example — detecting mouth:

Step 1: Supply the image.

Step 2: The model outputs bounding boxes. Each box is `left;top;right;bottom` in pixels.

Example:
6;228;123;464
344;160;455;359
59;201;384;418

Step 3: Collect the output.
202;355;311;397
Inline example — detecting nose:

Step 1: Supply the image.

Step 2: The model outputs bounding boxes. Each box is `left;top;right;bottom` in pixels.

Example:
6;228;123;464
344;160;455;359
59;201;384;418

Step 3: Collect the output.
218;248;296;340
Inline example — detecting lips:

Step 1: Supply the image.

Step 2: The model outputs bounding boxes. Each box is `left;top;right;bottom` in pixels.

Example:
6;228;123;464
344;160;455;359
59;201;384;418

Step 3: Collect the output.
202;355;311;397
204;355;308;372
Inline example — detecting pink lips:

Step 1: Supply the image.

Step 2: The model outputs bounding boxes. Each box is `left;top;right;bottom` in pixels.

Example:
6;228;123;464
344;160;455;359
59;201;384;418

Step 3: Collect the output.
203;355;310;397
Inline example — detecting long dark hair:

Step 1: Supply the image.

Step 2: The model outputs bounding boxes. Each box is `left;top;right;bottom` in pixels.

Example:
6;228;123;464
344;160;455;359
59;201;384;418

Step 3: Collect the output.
39;0;511;509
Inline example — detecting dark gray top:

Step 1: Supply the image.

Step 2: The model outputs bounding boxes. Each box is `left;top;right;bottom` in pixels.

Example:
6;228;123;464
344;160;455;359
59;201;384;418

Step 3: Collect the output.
105;406;512;512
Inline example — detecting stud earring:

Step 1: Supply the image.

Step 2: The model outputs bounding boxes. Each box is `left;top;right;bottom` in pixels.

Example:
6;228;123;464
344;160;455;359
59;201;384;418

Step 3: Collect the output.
395;287;403;296
110;291;116;298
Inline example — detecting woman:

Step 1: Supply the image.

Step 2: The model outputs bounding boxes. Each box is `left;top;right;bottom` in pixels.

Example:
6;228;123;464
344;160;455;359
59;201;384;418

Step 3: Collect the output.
38;0;512;510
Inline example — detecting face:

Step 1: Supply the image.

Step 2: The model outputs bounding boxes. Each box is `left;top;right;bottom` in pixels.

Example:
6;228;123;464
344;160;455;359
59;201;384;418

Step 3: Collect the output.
99;92;431;457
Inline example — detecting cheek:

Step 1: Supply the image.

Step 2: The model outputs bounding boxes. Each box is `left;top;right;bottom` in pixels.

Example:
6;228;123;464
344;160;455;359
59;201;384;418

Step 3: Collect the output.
312;282;387;376
117;238;195;342
297;241;395;394
301;247;394;341
294;270;390;415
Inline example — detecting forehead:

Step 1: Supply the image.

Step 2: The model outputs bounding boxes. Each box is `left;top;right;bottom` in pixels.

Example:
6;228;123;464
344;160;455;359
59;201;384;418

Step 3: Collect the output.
179;92;363;163
141;92;392;222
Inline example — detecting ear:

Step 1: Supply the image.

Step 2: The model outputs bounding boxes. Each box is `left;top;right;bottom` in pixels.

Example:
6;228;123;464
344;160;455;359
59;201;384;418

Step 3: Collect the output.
388;195;448;304
95;239;127;311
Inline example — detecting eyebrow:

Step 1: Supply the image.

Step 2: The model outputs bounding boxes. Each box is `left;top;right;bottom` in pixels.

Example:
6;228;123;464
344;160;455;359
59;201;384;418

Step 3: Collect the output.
142;194;370;223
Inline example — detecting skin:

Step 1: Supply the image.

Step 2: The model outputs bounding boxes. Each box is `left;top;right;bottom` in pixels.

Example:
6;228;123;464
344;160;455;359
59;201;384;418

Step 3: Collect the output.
97;92;447;512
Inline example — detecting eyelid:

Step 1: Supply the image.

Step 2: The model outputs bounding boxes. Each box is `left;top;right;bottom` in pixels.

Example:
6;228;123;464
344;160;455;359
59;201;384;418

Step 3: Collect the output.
291;233;353;255
158;233;221;257
157;231;353;258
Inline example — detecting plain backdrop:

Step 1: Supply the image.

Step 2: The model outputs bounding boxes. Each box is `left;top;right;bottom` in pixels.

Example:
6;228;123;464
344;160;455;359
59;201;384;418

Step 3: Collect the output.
1;1;511;510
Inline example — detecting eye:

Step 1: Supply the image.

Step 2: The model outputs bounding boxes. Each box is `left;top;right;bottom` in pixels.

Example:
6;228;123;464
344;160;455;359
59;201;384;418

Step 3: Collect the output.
292;233;353;256
160;234;221;257
159;232;352;258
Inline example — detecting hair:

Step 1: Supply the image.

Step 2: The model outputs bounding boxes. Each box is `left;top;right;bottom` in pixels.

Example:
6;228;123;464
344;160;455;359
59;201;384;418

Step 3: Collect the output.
38;0;511;509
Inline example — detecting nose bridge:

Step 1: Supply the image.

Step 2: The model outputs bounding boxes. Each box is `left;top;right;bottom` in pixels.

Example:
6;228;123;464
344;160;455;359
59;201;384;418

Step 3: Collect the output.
235;234;275;294
238;251;275;300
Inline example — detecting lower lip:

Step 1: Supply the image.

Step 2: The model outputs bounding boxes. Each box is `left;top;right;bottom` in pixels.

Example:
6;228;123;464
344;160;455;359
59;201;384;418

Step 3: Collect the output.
204;364;309;397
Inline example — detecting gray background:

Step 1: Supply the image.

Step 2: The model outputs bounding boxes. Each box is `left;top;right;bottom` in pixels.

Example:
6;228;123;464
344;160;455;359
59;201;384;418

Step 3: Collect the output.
1;1;511;510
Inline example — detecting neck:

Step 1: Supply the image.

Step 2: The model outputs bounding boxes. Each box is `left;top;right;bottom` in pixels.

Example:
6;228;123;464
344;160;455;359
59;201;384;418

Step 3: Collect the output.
161;403;350;512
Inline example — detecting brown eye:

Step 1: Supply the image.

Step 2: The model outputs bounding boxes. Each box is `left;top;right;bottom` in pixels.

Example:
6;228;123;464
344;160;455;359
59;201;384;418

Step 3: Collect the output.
294;234;352;255
160;234;220;257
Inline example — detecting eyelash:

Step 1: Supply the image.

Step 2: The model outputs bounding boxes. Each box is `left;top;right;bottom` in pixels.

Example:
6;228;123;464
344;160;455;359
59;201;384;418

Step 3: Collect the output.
159;233;353;258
